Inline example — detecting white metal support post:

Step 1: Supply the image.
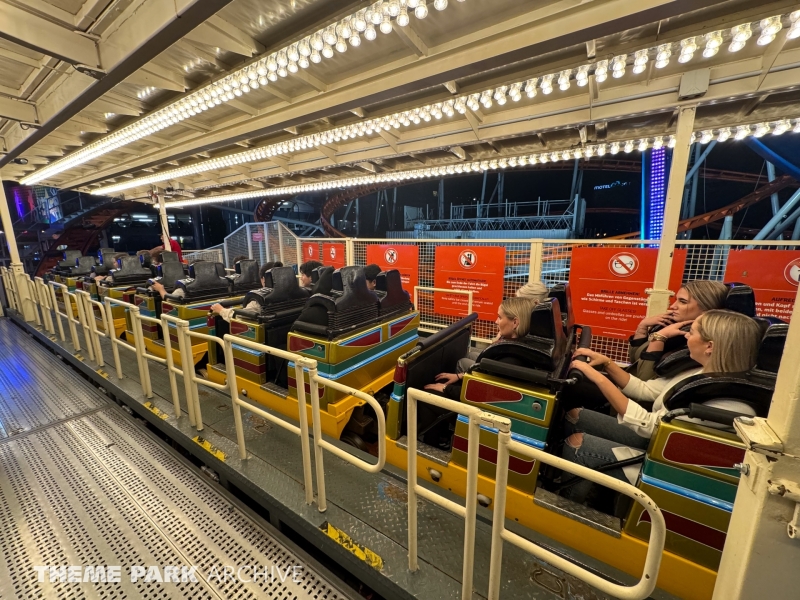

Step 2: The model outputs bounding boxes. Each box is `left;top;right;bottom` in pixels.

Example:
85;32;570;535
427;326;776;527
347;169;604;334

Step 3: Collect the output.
713;289;800;599
647;105;696;316
158;196;171;244
528;240;543;284
0;174;35;321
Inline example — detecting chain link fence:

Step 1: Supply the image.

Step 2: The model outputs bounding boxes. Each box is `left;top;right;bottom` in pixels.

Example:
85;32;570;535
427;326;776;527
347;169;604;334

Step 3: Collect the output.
218;222;301;268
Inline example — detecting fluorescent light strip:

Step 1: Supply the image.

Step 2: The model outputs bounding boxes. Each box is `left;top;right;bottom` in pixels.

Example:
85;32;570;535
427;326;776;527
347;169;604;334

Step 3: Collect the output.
21;7;800;185
161;122;800;208
21;0;466;186
98;117;800;197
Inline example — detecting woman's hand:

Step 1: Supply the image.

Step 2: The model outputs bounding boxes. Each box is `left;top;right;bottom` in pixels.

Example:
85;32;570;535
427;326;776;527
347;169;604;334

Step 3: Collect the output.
433;372;459;385
210;303;224;315
569;359;604;383
424;382;447;393
658;319;694;338
572;348;611;368
635;312;674;332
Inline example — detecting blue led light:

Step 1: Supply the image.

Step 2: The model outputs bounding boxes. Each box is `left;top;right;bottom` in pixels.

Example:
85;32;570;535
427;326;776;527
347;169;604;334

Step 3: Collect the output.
647;147;667;240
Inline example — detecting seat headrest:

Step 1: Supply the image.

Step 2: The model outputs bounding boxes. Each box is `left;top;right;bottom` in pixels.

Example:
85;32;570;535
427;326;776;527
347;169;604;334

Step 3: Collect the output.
332;269;343;292
724;282;756;317
243;266;309;307
755;323;788;374
311;268;321;284
662;372;773;417
140;254;152;268
176;261;230;297
160;251;179;263
70;256;97;275
377;269;411;312
547;284;568;316
231;259;260;292
57;250;82;269
311;266;335;296
108;255;153;284
527;299;563;341
157;260;186;292
336;266;379;306
97;248;115;264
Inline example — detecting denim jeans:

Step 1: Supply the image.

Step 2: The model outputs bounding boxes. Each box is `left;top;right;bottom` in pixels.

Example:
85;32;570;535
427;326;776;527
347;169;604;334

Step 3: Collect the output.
561;409;650;502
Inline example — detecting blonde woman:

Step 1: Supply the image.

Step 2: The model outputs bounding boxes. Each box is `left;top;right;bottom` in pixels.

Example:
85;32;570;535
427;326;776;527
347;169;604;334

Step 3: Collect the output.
516;280;548;302
425;297;537;399
562;310;761;501
628;280;729;381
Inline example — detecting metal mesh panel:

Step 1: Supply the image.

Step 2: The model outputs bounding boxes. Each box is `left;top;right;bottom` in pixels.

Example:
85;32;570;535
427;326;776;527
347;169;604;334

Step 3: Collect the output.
277;222;299;267
183;247;224;265
223;224;250;268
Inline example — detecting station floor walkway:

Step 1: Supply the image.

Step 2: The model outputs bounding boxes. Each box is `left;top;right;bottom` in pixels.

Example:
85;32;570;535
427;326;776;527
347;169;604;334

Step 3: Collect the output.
0;317;356;600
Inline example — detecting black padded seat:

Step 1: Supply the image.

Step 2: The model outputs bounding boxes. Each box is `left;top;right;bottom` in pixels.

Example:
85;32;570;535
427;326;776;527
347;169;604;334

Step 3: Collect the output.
377;269;412;316
90;248;117;277
239;267;310;314
293;266;380;339
69;256;97;276
102;256;154;286
53;250;83;274
548;284;568;326
230;259;261;293
724;282;756;317
475;299;568;382
149;253;186;293
662;373;773;418
169;261;230;301
750;323;788;384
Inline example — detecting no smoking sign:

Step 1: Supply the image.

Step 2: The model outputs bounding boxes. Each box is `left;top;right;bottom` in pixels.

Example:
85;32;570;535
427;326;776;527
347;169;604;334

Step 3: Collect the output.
609;253;640;277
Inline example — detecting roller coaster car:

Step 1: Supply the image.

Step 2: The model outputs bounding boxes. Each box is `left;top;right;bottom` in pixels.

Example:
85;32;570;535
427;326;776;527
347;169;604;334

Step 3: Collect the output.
94;255;156;338
387;299;573;493
207;266;310;380
207;266;419;440
147;260;261;365
625;322;787;572
49;250;82;281
132;252;189;340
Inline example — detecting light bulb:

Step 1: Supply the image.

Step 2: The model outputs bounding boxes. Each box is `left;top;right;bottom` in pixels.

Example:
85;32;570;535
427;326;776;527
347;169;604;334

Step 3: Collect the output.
397;7;409;26
760;16;783;36
310;50;322;63
652;137;663;149
415;1;428;19
716;127;731;142
407;0;420;7
335;37;348;52
371;4;383;25
596;144;606;156
789;11;800;40
794;120;800;133
754;122;770;137
540;74;554;94
732;23;752;44
729;40;746;52
623;140;634;153
388;0;401;16
267;71;278;81
258;76;268;86
349;33;361;47
434;0;447;10
364;24;377;40
323;27;337;45
525;79;537;98
610;142;620;154
576;65;589;86
509;84;522;101
612;54;626;78
583;146;595;158
699;130;713;144
380;16;393;34
322;44;334;58
734;125;749;140
339;19;352;39
558;69;571;91
773;120;790;135
287;44;299;62
354;10;367;32
594;59;608;83
277;67;287;77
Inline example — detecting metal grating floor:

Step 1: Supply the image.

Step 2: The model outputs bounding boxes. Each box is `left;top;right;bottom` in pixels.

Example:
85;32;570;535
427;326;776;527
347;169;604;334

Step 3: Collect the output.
0;319;354;600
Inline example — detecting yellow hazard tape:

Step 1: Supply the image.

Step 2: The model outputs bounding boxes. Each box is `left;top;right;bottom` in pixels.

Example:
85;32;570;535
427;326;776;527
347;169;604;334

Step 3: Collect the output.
143;401;169;420
192;436;227;462
97;369;109;379
321;522;383;571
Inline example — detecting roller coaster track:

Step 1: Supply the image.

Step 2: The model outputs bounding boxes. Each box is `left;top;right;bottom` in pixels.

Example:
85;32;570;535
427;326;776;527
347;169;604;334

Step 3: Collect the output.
319;183;398;237
34;201;137;277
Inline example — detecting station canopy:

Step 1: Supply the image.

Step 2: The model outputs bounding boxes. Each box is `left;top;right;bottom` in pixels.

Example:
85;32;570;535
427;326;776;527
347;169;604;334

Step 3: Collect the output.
1;0;799;206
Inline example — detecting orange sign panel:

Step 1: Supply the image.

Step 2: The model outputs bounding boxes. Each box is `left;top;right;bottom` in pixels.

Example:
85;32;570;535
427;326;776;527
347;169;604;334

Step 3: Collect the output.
366;244;419;295
724;249;800;322
301;242;319;262
434;246;506;321
569;247;687;339
323;242;346;269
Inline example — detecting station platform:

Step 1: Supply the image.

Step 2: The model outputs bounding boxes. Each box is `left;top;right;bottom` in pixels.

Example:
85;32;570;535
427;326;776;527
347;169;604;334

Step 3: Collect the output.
1;313;676;600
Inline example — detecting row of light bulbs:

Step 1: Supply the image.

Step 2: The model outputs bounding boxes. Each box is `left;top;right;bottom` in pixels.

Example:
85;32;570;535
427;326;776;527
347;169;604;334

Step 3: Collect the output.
21;0;463;186
26;9;800;187
159;119;800;207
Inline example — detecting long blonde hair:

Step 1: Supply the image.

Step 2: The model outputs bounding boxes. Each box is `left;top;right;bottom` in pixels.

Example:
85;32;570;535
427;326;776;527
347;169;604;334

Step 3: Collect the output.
696;310;761;373
682;280;728;312
499;297;538;338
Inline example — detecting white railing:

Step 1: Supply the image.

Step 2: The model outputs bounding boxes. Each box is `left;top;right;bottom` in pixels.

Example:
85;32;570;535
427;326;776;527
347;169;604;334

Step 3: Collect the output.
50;281;82;352
34;277;55;335
307;364;386;512
103;297;154;397
487;423;667;600
406;388;492;600
223;335;316;505
77;290;108;368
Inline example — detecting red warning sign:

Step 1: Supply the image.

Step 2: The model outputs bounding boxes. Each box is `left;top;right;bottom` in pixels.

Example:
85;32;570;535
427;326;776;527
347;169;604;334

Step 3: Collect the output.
434;246;505;321
323;242;346;269
724;250;800;322
366;244;419;295
301;242;318;261
569;247;687;339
